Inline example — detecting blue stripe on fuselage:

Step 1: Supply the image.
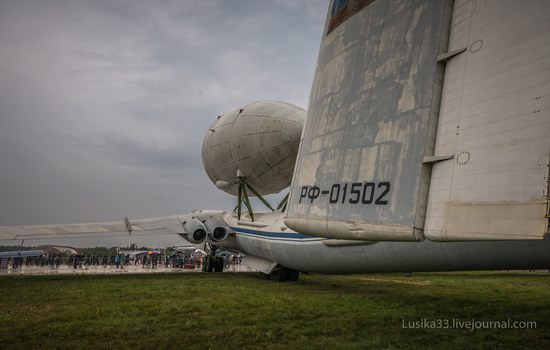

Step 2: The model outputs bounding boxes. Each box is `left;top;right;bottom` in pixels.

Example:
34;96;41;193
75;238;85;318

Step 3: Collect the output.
230;226;323;241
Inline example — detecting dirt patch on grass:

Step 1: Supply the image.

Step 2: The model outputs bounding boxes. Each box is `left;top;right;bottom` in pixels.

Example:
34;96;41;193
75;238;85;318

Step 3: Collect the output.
355;277;432;286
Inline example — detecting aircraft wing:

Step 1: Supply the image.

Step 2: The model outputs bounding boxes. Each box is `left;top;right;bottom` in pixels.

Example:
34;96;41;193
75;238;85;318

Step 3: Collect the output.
0;215;187;243
0;210;233;248
0;250;45;259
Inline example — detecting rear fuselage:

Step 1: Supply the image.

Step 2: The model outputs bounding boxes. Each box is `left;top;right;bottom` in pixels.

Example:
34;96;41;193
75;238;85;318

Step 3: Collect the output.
220;211;550;274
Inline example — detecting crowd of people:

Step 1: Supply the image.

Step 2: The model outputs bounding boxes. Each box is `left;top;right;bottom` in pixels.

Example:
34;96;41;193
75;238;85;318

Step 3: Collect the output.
4;251;243;271
6;253;131;270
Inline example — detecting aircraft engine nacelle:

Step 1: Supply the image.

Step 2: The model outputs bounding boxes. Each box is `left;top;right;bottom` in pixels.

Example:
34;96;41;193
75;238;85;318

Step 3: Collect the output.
181;218;207;244
202;100;305;196
203;217;232;242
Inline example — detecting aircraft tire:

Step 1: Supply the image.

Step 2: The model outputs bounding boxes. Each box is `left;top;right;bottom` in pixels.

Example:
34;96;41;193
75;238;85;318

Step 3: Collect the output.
287;269;300;282
204;256;214;272
270;268;288;282
213;257;224;272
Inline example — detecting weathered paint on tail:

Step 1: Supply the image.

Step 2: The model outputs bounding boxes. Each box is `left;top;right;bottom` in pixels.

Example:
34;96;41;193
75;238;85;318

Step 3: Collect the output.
285;0;550;242
286;0;453;241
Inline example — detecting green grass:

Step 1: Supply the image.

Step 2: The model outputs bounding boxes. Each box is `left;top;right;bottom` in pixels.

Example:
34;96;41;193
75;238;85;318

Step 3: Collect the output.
1;272;549;349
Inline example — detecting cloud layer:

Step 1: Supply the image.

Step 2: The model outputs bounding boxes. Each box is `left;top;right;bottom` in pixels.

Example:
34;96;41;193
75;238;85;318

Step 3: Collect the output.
0;0;327;225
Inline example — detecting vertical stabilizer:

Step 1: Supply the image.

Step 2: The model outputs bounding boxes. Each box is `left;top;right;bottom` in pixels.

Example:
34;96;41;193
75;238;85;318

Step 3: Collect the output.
285;0;454;241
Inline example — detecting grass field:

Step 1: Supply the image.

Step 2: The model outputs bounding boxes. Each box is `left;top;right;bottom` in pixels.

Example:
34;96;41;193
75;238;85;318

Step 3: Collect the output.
1;272;549;349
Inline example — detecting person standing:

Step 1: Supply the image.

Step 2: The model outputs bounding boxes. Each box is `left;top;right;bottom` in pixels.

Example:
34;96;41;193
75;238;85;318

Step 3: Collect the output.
142;254;148;268
115;254;121;269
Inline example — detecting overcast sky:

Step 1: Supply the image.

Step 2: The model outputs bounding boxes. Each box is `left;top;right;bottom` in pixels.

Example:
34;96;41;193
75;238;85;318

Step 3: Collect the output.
0;0;328;227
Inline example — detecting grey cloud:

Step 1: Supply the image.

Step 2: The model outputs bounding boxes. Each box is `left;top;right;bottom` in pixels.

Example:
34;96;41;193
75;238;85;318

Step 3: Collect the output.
54;132;203;171
0;0;326;226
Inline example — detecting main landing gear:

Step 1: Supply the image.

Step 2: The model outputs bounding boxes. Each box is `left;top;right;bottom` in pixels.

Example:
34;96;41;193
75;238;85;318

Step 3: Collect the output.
202;243;224;273
260;266;300;282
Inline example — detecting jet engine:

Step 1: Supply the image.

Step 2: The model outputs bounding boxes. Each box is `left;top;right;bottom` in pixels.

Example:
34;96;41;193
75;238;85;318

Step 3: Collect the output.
181;218;207;244
202;100;305;196
203;217;232;242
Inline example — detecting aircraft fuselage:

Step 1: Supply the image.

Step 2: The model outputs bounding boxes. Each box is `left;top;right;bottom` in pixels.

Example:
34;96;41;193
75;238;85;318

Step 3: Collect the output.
218;211;550;274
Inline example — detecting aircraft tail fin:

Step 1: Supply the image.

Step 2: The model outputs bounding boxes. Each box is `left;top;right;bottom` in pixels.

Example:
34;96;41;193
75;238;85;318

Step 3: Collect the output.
285;0;550;242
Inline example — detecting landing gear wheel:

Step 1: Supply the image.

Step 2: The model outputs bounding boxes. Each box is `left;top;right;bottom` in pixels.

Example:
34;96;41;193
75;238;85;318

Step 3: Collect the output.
259;272;271;280
287;269;300;282
203;256;214;272
213;257;224;272
270;268;288;282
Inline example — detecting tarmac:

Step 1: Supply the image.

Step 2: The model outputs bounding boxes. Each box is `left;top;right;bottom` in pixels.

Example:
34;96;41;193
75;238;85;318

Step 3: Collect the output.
6;264;546;276
1;263;254;275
